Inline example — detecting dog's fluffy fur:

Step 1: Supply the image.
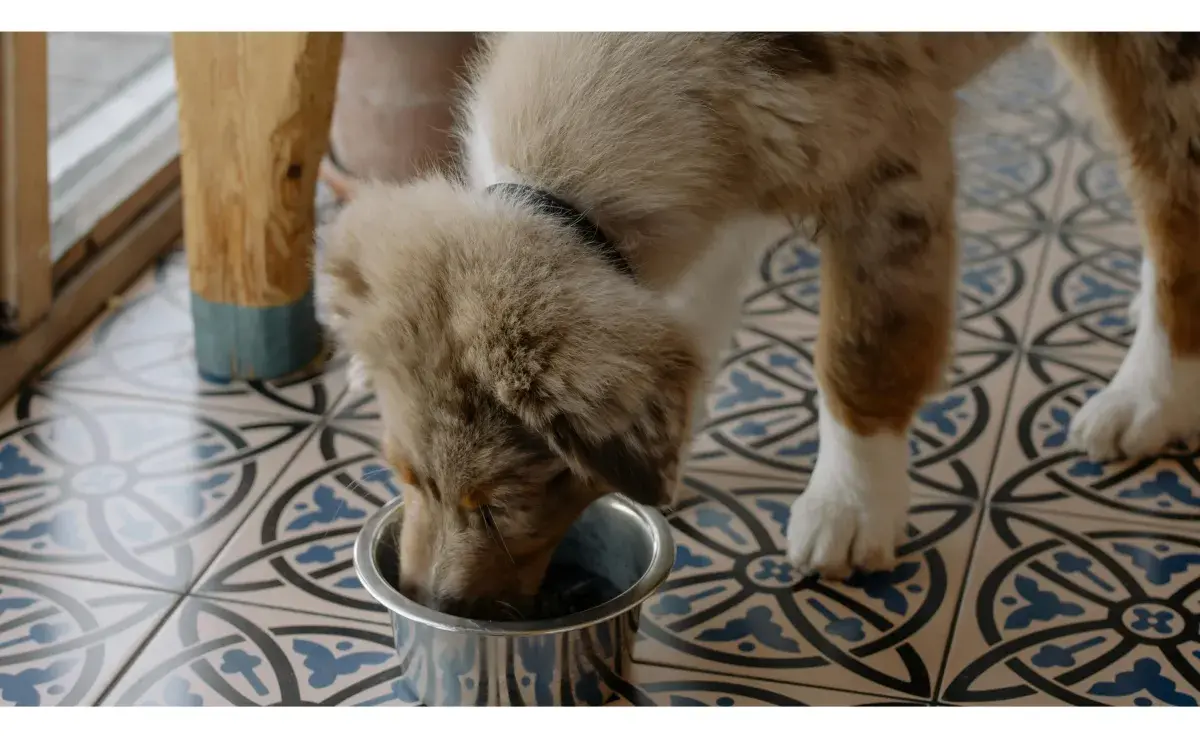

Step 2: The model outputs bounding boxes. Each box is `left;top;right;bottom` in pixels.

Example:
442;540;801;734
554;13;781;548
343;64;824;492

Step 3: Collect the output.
318;33;1200;611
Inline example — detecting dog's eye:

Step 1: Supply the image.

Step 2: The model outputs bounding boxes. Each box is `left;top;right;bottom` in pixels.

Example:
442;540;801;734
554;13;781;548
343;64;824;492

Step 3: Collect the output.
459;487;490;511
382;440;417;486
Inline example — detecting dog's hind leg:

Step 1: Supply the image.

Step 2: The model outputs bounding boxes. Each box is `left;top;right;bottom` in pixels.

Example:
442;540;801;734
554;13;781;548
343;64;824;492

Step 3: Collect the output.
786;116;959;579
1049;33;1200;460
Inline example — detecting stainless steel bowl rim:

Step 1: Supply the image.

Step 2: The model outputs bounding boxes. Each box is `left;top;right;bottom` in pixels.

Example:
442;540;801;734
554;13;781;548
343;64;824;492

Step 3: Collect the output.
353;493;675;637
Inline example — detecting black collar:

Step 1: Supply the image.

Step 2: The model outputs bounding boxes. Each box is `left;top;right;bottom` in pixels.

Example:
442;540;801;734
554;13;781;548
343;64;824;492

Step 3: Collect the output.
486;182;635;279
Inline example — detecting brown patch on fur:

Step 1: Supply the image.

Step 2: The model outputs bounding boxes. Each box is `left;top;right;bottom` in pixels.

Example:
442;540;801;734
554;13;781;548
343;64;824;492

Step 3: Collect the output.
817;120;958;436
751;33;836;76
885;210;934;268
852;47;911;80
1177;33;1200;59
873;158;919;184
1165;33;1200;83
325;256;370;301
918;33;1030;88
1145;198;1200;355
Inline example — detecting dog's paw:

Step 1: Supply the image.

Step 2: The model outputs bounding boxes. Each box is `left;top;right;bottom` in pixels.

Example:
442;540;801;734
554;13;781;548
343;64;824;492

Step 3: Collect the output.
786;472;909;581
1069;384;1171;461
1073;257;1200;462
1070;369;1200;462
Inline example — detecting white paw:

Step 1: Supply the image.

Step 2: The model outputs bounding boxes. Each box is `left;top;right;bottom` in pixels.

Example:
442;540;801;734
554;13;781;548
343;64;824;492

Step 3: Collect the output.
1070;258;1200;461
1070;368;1200;462
1069;384;1175;462
786;476;908;580
785;398;911;580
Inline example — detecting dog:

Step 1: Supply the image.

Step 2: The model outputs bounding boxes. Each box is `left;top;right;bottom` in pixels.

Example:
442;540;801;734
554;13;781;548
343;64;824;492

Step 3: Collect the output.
317;33;1200;615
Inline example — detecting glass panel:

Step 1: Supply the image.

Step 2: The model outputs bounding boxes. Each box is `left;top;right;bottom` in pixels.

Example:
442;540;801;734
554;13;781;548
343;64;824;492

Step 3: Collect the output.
46;32;178;260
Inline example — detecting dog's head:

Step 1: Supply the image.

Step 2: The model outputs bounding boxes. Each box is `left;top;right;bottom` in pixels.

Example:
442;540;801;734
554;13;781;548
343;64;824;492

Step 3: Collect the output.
318;177;702;616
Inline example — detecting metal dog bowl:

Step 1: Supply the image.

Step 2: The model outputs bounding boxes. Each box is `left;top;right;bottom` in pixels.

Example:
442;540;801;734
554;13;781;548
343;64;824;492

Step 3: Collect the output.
354;494;674;706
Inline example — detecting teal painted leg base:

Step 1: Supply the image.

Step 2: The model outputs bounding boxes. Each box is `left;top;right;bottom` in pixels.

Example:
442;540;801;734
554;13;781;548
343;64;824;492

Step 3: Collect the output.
190;290;323;382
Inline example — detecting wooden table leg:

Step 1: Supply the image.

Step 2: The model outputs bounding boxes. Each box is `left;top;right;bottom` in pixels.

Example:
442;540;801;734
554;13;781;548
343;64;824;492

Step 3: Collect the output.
173;32;343;381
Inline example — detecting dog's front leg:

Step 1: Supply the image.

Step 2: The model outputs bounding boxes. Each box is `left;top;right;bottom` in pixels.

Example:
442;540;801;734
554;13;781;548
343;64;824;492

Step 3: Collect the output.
786;124;959;580
1049;33;1200;461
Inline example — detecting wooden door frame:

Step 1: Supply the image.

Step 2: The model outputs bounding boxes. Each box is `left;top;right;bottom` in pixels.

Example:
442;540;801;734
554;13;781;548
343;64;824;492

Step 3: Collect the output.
0;32;182;403
0;31;51;338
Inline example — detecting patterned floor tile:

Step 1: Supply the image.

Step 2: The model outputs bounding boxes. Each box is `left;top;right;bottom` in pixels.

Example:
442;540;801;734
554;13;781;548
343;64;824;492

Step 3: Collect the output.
8;38;1181;709
956;37;1075;122
941;506;1200;706
0;570;175;706
952;36;1074;347
608;662;924;706
738;232;822;333
42;251;351;418
100;593;925;707
633;471;977;701
687;320;815;479
194;418;397;622
987;351;1200;529
953;128;1074;349
0;386;314;590
1025;122;1140;361
690;319;1018;505
103;595;411;705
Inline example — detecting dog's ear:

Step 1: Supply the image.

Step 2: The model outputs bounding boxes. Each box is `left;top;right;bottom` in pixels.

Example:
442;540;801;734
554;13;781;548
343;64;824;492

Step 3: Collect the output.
539;357;698;508
493;322;702;509
448;232;706;508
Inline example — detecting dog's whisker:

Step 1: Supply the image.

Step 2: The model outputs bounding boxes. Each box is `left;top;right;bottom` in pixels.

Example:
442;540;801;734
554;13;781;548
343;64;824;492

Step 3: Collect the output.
335;476;375;520
481;504;516;567
495;600;524;620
